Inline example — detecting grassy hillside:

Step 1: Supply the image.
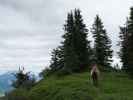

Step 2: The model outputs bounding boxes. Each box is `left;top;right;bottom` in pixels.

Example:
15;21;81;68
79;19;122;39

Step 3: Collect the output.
29;72;133;100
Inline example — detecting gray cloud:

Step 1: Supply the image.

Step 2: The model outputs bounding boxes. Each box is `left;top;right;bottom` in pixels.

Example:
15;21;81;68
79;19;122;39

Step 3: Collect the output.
0;0;132;73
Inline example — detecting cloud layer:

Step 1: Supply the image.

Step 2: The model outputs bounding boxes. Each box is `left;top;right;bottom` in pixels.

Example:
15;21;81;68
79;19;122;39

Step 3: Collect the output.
0;0;132;73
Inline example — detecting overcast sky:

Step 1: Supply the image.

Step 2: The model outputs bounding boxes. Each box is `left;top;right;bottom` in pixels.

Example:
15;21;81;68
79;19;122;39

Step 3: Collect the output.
0;0;132;74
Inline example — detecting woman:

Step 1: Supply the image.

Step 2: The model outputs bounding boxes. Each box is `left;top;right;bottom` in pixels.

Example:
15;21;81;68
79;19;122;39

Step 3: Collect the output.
90;63;100;87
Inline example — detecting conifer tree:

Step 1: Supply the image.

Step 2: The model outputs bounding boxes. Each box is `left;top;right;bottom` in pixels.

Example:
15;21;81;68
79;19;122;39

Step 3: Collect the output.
92;15;113;69
120;7;133;76
126;8;133;76
12;68;36;89
63;11;78;72
50;46;64;72
119;20;129;71
74;9;91;70
49;9;91;73
63;9;91;72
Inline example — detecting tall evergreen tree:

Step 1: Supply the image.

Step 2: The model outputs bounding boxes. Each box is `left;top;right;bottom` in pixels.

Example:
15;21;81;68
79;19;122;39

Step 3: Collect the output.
91;15;113;70
63;9;91;72
119;20;129;71
120;7;133;76
126;8;133;76
49;9;91;73
74;9;91;70
63;11;79;72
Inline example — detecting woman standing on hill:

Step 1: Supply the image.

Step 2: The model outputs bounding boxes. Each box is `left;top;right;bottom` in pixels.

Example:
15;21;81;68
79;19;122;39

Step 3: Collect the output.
90;63;100;87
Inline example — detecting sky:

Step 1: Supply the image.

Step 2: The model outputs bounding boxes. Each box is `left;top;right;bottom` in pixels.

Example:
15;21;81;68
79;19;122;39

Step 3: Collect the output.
0;0;132;74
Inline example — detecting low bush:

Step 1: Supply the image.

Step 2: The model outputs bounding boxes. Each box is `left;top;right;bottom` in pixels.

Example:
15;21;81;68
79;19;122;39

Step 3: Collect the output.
5;88;29;100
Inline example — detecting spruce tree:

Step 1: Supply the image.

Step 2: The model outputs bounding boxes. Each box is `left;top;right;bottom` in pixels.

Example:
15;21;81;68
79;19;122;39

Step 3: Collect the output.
49;9;91;73
121;7;133;76
63;11;79;72
74;9;91;70
119;20;129;71
91;15;113;70
63;9;91;72
49;46;64;72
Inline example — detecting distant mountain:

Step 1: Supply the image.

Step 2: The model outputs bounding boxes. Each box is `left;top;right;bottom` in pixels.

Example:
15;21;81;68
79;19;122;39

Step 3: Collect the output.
0;71;41;95
0;72;16;93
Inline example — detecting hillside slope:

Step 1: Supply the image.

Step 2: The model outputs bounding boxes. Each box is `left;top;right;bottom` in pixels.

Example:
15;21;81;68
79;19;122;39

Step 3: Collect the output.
29;72;133;100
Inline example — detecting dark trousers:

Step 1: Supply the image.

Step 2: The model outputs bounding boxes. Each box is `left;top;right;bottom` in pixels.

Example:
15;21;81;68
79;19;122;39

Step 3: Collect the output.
92;72;98;87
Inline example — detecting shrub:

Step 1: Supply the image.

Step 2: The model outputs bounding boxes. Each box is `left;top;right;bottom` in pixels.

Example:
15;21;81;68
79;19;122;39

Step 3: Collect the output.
39;67;52;78
6;88;29;100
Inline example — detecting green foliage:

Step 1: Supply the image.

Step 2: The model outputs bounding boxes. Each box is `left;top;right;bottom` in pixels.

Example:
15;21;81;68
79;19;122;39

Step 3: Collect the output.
119;25;128;71
0;97;6;100
50;46;64;73
4;72;133;100
125;7;133;77
5;88;29;100
4;69;36;100
55;68;72;77
28;72;133;100
12;69;36;90
119;7;133;77
63;9;91;72
48;9;92;75
39;67;52;77
91;15;113;69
